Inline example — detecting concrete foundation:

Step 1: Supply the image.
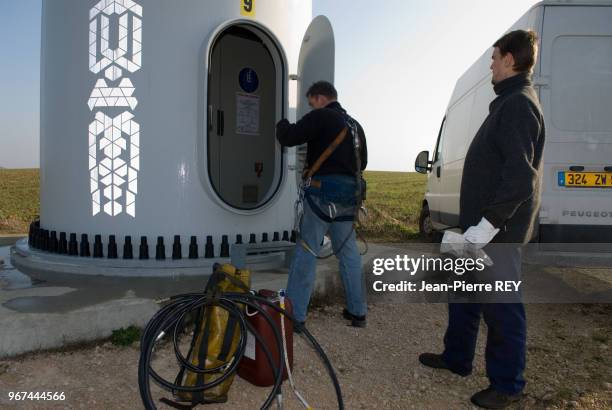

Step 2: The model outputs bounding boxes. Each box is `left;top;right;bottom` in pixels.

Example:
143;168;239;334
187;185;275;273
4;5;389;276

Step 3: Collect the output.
1;241;401;358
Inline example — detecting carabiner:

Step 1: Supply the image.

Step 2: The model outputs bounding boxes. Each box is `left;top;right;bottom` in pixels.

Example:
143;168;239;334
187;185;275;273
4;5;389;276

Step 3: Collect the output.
328;202;337;219
302;177;312;190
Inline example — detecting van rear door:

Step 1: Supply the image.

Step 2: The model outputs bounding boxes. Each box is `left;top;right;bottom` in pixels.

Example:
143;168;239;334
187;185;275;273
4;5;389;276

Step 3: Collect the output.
538;4;612;242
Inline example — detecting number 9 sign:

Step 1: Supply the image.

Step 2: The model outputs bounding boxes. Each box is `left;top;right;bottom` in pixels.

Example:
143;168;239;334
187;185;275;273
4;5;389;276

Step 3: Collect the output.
240;0;255;17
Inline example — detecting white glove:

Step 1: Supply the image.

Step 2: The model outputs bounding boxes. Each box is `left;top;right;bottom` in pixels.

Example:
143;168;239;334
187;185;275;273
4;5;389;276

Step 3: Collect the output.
463;217;499;249
441;230;495;267
440;231;468;257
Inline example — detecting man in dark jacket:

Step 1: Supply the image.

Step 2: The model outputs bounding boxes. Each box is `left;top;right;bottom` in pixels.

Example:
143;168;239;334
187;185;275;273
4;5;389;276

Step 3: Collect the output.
276;81;368;328
419;30;545;409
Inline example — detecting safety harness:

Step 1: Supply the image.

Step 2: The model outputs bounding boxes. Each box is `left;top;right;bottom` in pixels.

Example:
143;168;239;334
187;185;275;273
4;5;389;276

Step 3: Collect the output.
294;113;368;259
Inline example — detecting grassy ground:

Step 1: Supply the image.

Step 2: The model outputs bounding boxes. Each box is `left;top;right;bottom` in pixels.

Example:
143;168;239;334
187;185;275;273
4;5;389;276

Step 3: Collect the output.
0;169;427;241
362;170;427;242
0;169;39;234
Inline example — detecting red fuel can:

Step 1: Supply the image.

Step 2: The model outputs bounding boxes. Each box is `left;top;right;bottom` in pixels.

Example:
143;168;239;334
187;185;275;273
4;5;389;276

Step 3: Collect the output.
238;290;294;387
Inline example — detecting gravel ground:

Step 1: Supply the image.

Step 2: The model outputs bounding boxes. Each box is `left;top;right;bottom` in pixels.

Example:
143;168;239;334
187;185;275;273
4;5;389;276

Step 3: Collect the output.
0;302;610;409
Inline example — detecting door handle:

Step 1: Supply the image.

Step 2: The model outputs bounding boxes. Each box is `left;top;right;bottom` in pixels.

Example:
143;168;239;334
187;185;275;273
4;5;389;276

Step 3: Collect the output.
220;110;224;136
208;106;213;131
436;166;441;178
217;110;225;136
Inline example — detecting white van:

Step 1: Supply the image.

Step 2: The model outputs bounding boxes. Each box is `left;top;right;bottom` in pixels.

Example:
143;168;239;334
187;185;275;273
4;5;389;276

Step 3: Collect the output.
415;0;612;246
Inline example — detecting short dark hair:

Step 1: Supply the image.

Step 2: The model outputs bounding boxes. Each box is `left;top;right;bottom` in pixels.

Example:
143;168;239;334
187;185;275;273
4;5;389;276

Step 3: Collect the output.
306;81;337;99
493;29;538;73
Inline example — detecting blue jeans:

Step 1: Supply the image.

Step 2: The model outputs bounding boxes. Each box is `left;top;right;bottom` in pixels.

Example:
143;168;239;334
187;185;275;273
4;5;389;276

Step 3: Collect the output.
286;175;367;323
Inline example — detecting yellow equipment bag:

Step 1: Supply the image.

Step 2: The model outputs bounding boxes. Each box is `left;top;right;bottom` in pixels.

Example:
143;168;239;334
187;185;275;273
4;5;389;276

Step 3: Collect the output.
174;263;251;406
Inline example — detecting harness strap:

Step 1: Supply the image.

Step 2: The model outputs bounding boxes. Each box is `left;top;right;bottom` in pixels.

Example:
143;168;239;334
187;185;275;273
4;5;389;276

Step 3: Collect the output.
303;127;348;179
217;313;237;362
305;193;354;223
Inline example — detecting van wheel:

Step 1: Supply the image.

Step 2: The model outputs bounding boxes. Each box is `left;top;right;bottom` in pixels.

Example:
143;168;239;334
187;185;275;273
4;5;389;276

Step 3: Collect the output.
419;204;442;243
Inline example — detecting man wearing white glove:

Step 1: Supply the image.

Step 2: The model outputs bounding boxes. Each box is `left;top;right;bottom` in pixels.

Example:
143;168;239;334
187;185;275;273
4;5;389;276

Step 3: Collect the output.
419;30;545;409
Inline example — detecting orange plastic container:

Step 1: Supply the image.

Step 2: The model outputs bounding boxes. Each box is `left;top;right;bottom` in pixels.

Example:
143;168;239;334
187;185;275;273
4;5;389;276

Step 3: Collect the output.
237;290;294;387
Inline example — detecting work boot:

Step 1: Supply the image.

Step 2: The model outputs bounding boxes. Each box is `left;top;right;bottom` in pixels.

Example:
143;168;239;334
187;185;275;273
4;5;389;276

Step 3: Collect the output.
342;308;366;328
470;386;521;409
418;353;471;377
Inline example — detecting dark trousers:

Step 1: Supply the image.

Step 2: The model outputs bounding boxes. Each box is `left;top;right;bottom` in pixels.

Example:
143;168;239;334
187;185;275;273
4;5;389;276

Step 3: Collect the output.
442;246;526;395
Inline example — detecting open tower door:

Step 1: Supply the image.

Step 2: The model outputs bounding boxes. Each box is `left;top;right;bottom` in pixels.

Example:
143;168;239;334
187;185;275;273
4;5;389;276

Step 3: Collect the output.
295;15;335;182
208;25;283;210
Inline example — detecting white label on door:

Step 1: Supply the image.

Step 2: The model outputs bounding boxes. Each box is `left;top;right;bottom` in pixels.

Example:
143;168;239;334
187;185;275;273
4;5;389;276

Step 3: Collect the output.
244;329;256;360
236;92;260;136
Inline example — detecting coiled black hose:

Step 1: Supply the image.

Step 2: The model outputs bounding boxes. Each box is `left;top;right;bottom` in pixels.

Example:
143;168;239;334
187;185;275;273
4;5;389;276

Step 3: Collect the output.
138;291;344;410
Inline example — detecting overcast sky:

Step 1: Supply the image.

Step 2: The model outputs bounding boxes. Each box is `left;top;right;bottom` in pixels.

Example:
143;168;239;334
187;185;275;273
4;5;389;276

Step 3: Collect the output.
0;0;539;170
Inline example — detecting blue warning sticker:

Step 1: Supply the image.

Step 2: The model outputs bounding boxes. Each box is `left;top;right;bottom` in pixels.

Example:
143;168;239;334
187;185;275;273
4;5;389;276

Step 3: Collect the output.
239;68;259;93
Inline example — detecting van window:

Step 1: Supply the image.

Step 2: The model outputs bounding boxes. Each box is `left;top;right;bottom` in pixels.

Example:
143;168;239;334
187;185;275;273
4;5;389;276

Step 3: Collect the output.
551;36;612;132
434;117;446;162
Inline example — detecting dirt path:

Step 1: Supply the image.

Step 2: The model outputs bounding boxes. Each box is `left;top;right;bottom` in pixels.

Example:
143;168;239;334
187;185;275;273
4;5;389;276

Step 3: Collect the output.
0;303;610;410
